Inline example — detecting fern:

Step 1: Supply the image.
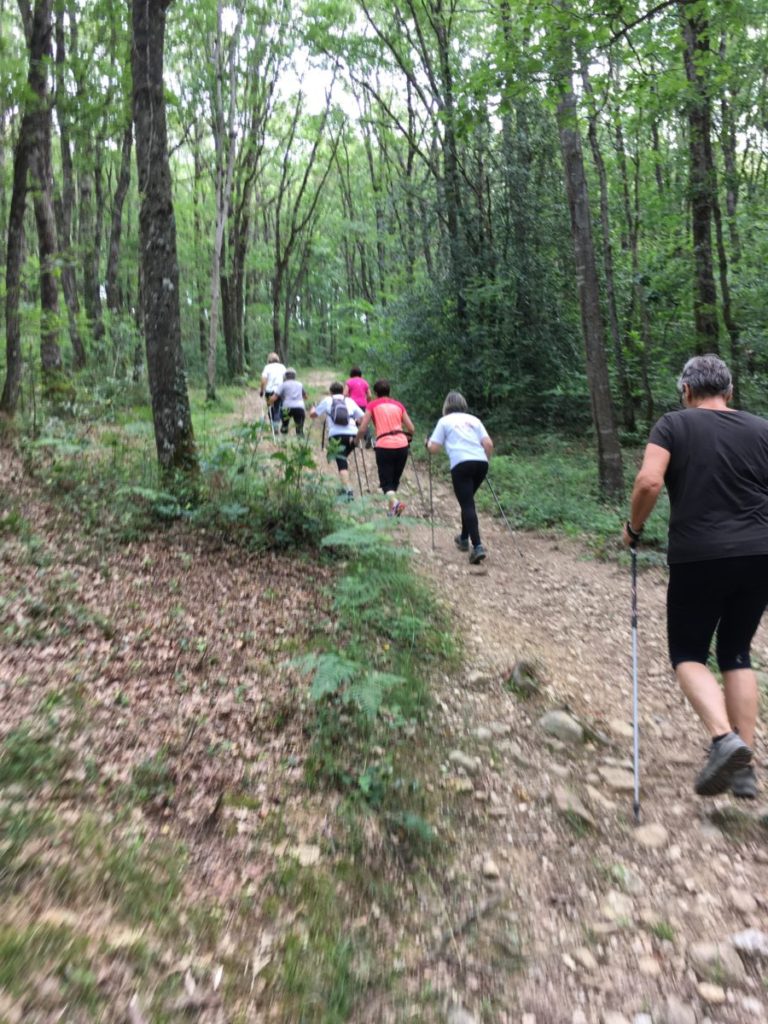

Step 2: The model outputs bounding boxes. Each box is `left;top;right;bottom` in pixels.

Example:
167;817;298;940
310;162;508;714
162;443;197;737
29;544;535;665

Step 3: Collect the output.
321;520;398;552
293;653;404;720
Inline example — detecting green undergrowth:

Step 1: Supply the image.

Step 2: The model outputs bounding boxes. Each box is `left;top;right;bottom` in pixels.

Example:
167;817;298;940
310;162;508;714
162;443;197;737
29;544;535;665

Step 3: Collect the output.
298;519;457;838
470;436;669;557
17;392;339;551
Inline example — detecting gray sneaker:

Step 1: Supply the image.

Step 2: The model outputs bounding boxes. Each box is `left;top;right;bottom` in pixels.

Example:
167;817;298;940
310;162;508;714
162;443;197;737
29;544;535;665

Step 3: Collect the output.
454;534;469;552
731;765;758;800
469;543;487;565
694;732;752;796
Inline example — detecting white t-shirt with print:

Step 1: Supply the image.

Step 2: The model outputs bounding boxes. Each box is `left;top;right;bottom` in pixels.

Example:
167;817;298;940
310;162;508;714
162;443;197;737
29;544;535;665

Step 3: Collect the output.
314;396;363;438
429;412;489;469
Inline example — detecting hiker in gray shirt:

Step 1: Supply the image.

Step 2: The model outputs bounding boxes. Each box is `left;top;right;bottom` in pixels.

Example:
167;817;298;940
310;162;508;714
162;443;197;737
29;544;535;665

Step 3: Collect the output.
271;368;308;436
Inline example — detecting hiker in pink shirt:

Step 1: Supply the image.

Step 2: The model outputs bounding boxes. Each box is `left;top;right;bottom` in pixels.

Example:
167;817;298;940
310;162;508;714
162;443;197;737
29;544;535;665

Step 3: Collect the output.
344;368;373;448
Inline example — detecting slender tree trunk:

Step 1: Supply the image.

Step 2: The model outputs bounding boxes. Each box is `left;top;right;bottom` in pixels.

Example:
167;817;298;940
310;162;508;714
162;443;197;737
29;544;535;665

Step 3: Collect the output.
106;123;132;315
54;1;85;368
1;110;34;413
192;135;207;359
681;0;719;351
552;21;623;500
582;66;634;432
131;0;197;473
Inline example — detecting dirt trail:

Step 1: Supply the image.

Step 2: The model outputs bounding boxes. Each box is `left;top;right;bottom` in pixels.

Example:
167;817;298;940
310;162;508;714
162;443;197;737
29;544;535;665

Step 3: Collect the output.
252;377;768;1023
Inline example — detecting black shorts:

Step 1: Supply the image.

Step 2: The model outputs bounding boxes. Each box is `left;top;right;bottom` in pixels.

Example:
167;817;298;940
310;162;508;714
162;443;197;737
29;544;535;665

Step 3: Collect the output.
375;446;409;492
328;435;355;471
667;555;768;670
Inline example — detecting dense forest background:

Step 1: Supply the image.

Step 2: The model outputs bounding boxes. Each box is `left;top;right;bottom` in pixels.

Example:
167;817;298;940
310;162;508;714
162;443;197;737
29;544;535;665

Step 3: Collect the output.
2;0;768;494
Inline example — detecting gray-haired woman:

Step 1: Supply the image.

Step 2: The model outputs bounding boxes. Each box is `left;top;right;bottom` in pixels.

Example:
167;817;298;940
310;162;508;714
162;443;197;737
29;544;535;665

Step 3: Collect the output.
427;391;494;564
624;354;768;799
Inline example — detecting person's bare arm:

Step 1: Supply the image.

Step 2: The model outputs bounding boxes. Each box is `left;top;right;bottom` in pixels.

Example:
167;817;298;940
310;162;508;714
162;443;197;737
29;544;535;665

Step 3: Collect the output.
622;442;669;545
481;435;493;457
355;409;372;442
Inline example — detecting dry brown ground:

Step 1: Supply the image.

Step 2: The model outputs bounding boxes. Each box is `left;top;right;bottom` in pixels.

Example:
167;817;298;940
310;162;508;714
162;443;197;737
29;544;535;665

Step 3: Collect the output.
1;379;766;1024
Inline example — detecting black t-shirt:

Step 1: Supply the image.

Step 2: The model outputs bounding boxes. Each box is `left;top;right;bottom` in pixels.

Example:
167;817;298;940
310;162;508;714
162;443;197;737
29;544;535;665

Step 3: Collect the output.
649;408;768;563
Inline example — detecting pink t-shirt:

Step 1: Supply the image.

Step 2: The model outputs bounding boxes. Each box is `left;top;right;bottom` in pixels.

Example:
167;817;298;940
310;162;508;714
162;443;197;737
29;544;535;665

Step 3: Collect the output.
345;376;370;409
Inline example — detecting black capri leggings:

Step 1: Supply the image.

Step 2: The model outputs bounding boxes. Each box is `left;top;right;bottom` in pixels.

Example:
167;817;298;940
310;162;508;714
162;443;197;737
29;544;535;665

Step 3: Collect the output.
450;460;488;548
328;435;355;472
375;446;409;493
667;554;768;670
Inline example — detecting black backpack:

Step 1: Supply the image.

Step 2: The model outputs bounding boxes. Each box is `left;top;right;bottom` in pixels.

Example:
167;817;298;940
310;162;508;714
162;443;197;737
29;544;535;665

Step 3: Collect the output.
330;397;350;426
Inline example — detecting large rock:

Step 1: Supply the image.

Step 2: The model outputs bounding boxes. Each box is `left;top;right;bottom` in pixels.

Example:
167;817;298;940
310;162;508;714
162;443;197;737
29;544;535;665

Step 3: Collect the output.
634;823;669;849
552;786;597;830
539;710;584;745
730;929;768;960
688;940;746;985
598;766;635;792
449;750;481;775
660;997;697;1024
447;1008;478;1024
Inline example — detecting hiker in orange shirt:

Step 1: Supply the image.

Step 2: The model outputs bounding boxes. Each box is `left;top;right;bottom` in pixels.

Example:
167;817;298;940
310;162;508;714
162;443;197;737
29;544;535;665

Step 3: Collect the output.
356;379;415;516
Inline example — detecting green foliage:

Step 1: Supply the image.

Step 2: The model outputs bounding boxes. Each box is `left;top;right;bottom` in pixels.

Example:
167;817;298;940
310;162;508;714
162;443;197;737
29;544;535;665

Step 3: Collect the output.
483;441;668;553
130;751;176;805
265;860;358;1023
294;652;405;720
0;723;69;791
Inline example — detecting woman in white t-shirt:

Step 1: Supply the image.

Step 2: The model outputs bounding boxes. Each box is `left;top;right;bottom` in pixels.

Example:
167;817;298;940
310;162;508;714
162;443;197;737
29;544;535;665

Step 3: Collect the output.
260;352;286;426
427;390;493;564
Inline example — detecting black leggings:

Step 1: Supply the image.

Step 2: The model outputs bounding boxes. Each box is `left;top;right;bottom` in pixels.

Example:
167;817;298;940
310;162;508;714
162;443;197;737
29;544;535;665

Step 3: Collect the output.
375;447;409;492
451;460;488;547
667;555;768;670
280;408;305;435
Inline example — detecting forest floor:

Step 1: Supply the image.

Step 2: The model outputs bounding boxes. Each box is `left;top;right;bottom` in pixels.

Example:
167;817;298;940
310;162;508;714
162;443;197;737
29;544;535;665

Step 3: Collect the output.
0;376;766;1024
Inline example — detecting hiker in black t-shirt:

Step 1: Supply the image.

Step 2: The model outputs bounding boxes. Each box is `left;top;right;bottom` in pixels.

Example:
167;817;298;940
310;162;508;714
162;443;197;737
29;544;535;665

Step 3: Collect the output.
623;354;768;800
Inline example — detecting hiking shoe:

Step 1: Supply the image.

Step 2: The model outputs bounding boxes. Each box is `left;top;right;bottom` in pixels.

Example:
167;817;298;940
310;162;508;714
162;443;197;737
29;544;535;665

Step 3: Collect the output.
469;543;487;565
346;489;354;501
393;501;406;517
454;534;469;552
731;765;758;800
694;732;752;796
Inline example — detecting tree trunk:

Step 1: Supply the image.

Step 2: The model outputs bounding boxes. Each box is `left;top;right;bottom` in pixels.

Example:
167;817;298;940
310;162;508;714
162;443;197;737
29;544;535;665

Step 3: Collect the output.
582;66;634;432
131;0;197;473
553;33;623;501
54;1;85;368
1;109;34;414
106;123;132;315
681;0;719;351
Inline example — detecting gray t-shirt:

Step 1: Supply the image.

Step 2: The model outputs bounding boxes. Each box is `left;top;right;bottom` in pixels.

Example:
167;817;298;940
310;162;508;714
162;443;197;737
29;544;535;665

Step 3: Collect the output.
649;407;768;563
277;379;305;409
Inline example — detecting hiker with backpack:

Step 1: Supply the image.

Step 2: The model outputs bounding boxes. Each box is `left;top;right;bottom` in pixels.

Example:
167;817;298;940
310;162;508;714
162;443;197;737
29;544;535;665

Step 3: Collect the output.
310;382;364;500
344;367;373;448
270;367;308;436
426;390;494;564
355;379;415;517
260;352;286;427
623;354;768;800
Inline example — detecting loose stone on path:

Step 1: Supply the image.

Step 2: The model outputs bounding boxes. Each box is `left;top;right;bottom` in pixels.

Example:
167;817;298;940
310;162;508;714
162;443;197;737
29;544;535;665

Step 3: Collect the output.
538;709;584;745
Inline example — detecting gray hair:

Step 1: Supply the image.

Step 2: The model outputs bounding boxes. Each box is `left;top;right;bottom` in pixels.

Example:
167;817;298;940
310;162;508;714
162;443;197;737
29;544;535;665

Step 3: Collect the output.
677;354;732;399
285;367;296;379
442;390;468;416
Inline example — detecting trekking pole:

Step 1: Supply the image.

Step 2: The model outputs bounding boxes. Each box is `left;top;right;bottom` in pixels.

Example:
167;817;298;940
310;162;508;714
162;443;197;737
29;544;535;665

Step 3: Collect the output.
428;451;435;551
407;446;426;507
352;443;364;495
359;443;371;493
321;419;326;451
630;543;641;824
485;477;524;558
